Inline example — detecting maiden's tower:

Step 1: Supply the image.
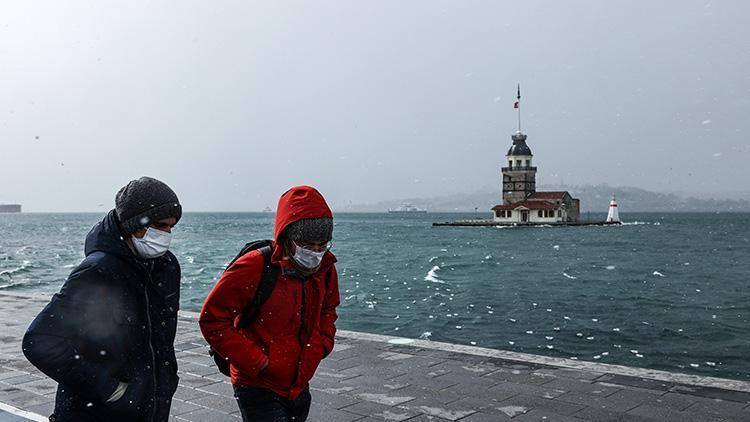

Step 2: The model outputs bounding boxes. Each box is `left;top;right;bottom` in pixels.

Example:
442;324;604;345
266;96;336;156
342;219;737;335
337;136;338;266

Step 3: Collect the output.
491;86;580;224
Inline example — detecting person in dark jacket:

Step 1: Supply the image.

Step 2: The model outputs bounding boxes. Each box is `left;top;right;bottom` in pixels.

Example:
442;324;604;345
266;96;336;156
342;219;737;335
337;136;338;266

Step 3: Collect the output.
23;177;183;422
199;185;340;422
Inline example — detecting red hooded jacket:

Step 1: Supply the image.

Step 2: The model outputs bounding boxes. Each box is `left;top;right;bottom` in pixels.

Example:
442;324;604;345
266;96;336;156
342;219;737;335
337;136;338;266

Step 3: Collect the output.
199;186;339;400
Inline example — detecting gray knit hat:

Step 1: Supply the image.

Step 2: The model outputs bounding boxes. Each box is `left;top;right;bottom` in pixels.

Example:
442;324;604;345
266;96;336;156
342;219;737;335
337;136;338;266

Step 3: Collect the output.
285;218;333;243
115;177;182;234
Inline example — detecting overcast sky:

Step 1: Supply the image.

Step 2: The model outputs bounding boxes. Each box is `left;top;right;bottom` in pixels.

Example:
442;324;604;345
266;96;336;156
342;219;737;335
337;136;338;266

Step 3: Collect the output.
2;1;749;211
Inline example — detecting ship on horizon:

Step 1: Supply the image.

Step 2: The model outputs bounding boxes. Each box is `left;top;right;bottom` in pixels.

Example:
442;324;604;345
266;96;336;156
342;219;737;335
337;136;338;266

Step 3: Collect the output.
388;203;427;214
0;204;22;213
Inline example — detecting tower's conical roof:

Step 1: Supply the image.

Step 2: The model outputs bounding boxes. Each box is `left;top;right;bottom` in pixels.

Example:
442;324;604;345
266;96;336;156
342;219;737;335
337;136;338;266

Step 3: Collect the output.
507;131;533;156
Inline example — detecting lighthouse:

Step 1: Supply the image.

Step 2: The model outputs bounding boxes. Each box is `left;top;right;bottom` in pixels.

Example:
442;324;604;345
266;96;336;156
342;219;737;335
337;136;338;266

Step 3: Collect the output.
606;194;620;223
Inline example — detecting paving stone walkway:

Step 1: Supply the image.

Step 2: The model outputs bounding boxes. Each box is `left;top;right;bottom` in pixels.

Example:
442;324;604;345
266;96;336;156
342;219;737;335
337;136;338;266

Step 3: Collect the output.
1;292;750;421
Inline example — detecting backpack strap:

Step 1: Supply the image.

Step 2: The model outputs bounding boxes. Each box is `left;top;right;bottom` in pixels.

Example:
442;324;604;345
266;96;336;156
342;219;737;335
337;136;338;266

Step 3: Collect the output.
236;244;279;328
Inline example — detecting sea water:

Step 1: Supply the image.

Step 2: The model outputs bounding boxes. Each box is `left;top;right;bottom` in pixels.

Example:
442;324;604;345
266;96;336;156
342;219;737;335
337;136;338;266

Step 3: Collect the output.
1;212;748;381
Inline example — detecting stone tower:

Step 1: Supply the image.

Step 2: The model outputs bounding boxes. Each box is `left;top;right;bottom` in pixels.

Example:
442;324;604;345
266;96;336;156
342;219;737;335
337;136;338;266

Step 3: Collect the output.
502;131;536;204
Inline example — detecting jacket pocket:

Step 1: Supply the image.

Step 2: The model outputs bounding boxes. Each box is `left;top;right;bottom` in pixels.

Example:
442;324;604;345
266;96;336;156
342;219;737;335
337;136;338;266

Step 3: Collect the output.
109;308;143;381
297;334;326;386
262;338;298;389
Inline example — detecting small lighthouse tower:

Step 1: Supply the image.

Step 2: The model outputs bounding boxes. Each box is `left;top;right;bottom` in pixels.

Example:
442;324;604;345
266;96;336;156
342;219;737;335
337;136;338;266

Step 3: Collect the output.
502;85;537;204
606;194;620;223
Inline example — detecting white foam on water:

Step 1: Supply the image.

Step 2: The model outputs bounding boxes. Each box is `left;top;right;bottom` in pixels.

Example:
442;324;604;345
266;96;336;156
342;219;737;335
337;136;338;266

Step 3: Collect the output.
605;265;616;270
424;265;446;284
652;271;666;277
0;260;32;277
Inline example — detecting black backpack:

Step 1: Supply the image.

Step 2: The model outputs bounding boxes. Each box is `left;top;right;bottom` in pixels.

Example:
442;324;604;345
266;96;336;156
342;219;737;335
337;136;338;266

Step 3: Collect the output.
208;240;280;376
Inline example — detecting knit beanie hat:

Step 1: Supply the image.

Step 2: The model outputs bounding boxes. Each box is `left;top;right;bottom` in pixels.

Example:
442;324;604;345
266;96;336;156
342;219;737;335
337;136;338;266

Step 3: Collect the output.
115;177;182;234
285;218;333;243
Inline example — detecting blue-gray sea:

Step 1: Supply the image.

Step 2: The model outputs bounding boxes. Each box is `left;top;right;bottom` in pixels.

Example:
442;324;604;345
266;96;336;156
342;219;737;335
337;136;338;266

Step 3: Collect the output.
1;212;748;381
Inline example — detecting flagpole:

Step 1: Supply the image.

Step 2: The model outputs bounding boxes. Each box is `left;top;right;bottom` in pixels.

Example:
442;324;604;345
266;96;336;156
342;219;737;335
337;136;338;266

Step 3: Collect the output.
516;84;521;133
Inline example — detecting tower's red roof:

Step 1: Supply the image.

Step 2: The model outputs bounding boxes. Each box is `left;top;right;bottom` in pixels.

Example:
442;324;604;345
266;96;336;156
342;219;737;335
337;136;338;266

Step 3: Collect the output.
492;201;560;211
526;191;569;200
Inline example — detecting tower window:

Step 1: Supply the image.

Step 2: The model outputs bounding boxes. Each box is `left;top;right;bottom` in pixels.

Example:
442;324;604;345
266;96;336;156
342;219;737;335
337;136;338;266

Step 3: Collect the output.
516;160;522;167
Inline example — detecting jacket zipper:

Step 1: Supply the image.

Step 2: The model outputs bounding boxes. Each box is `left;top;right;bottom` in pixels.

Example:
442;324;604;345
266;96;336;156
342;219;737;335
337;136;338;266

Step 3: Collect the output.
144;265;157;422
293;279;306;386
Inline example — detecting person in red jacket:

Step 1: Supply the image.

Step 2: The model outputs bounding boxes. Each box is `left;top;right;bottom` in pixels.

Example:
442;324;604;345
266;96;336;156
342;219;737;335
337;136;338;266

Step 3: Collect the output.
199;185;339;421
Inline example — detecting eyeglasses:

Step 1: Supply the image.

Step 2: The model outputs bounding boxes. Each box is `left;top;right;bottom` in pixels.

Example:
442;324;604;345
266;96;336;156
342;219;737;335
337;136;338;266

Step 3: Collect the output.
293;240;332;253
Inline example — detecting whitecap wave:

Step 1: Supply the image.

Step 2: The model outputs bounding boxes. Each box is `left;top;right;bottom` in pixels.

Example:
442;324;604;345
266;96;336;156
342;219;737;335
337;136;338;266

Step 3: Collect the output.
0;260;32;277
424;265;446;283
562;272;577;280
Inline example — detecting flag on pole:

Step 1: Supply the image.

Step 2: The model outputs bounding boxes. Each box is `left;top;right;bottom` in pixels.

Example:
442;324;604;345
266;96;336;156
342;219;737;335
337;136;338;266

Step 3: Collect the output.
513;100;519;109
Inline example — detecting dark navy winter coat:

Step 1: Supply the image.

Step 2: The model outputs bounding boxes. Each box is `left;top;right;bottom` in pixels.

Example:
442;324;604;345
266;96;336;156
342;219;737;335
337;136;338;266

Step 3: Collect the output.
22;210;181;421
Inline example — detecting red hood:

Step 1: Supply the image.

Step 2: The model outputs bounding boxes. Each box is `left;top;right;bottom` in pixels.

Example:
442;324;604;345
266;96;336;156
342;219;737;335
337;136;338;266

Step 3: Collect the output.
274;186;333;243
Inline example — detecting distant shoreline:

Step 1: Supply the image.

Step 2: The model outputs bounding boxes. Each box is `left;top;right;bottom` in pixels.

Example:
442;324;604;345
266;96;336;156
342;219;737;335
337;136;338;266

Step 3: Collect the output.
4;210;750;215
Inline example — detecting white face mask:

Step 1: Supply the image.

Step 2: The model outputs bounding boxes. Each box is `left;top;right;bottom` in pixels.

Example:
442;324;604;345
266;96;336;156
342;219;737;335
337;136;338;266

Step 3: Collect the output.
292;242;327;269
132;227;172;259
